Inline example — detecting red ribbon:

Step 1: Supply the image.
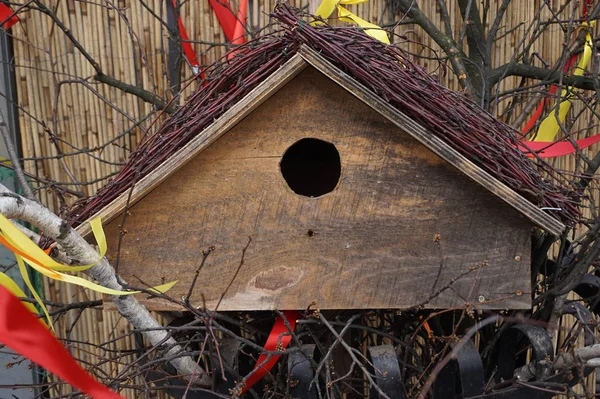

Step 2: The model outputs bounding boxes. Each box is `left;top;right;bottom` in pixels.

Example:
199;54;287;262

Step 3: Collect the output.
0;285;124;399
231;0;248;46
0;4;19;29
583;0;592;17
227;0;248;60
176;14;199;70
520;133;600;158
518;17;600;159
209;0;238;42
242;310;300;393
174;0;247;74
0;283;299;396
171;0;199;73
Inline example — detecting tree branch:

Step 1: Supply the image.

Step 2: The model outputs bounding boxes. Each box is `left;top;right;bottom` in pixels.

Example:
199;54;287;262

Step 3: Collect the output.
458;0;487;67
0;184;210;386
489;62;599;90
94;73;177;113
395;0;478;97
578;150;600;189
0;108;34;200
33;1;101;74
435;0;453;37
34;1;177;114
486;0;512;51
457;0;488;105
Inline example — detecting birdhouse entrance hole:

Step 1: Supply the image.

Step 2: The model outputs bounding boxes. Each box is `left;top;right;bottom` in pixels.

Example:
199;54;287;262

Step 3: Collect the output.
280;138;341;197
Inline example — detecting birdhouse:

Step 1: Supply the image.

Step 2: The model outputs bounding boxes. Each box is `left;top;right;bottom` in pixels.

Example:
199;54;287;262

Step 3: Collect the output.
79;47;565;312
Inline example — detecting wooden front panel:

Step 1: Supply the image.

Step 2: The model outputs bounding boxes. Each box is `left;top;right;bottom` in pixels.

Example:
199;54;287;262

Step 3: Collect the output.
104;67;532;311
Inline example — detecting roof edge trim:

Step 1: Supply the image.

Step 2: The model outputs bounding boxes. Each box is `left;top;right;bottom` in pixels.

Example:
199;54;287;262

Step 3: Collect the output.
297;46;565;236
76;54;308;238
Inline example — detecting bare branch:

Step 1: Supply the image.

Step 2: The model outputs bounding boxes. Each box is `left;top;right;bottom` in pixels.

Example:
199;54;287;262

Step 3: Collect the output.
486;0;512;51
0;108;34;200
489;62;599;89
94;73;177;113
457;0;487;67
33;0;177;113
394;0;478;97
435;0;453;37
0;184;211;386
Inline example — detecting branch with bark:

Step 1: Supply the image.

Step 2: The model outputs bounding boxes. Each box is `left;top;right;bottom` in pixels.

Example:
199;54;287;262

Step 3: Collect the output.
32;0;178;113
0;183;211;386
515;343;600;382
394;0;479;98
489;62;599;90
397;0;597;111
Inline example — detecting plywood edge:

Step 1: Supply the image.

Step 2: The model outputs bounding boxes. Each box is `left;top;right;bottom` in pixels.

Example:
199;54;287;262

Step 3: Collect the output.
298;47;565;237
76;54;308;237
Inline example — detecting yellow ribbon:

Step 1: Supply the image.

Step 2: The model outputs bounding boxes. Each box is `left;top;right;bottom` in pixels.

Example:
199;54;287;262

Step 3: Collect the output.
534;23;593;142
313;0;390;44
0;216;105;272
0;214;177;329
0;271;39;316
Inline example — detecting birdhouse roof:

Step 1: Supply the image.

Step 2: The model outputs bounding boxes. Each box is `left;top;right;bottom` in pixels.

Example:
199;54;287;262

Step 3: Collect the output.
69;7;576;238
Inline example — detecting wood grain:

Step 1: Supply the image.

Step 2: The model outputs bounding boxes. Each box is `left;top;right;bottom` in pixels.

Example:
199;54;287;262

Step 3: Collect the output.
103;67;532;311
298;47;565;237
76;54;308;238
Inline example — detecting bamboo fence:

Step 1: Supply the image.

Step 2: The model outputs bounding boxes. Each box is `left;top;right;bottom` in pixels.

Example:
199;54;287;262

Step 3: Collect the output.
5;0;599;397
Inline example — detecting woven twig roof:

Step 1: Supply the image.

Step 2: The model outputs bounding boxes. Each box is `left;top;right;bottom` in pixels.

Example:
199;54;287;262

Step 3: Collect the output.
68;5;580;228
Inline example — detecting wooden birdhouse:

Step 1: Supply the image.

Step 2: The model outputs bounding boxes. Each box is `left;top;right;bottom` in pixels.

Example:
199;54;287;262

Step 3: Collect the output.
79;48;565;312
